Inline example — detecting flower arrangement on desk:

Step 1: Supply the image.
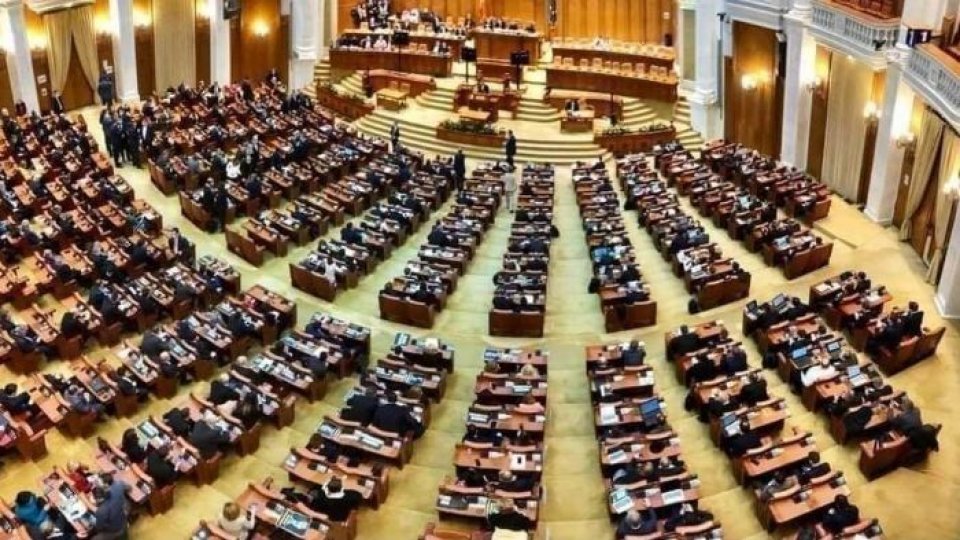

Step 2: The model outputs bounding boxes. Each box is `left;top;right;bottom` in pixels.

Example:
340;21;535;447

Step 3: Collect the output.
598;121;674;137
439;119;504;136
317;82;367;104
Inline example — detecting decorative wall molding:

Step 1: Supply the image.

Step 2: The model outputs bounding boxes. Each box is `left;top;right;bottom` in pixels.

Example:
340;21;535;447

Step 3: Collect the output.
809;0;900;68
904;44;960;132
25;0;93;14
725;0;790;30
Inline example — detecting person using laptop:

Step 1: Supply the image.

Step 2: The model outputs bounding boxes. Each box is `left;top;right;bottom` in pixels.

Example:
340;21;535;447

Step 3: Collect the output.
800;356;838;388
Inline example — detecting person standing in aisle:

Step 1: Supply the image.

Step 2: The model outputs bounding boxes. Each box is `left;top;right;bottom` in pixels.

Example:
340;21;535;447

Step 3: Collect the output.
502;166;516;213
390;122;401;152
504;130;517;167
454;149;466;191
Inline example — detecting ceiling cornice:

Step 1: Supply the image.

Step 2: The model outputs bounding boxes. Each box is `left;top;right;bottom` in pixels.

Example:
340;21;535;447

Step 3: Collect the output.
25;0;93;14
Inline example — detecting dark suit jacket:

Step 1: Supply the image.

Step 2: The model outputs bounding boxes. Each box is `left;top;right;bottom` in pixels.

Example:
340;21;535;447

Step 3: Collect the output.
341;393;379;425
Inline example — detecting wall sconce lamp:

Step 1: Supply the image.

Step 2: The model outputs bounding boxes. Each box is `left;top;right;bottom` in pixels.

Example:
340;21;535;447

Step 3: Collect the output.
804;76;826;99
944;175;960;200
133;10;152;28
95;16;113;36
895;132;916;150
863;101;880;122
740;74;758;91
196;0;212;20
27;33;47;51
252;20;270;38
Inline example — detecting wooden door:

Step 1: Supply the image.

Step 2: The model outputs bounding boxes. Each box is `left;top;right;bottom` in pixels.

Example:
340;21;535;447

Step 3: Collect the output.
0;56;15;111
61;42;95;110
909;150;941;259
892;147;915;227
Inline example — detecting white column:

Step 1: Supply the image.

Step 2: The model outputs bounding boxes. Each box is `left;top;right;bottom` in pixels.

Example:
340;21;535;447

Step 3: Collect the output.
935;199;960;318
323;0;336;59
108;0;139;101
210;0;231;84
677;0;696;88
689;0;722;141
288;0;322;90
864;51;914;224
0;0;39;112
780;3;816;169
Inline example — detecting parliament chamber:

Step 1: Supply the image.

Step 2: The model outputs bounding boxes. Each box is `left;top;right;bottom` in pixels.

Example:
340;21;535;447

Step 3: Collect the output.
0;0;957;539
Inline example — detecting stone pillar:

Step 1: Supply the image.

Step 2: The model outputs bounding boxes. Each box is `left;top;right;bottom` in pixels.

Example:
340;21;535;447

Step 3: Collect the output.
0;0;39;112
677;0;696;87
689;0;722;140
935;197;960;318
108;0;139;101
210;0;231;84
289;0;322;90
780;3;816;168
864;50;914;224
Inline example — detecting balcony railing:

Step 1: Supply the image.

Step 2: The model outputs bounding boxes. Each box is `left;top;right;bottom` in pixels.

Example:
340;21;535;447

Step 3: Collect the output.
905;44;960;128
810;0;900;61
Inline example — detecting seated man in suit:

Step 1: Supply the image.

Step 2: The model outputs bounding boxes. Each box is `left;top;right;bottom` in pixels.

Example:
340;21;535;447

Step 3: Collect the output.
739;372;769;406
305;478;363;522
668;325;701;360
821;495;860;535
188;411;232;459
903;301;924;336
621;340;645;367
370;393;423;438
341;386;379;425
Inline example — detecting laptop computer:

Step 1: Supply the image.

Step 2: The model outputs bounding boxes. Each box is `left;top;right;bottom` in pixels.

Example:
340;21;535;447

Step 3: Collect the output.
847;366;869;388
640;399;661;426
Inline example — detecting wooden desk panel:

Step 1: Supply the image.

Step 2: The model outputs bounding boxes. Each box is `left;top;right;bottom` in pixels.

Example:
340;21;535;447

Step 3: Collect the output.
545;67;677;102
472;30;541;61
553;44;675;70
329;48;453;77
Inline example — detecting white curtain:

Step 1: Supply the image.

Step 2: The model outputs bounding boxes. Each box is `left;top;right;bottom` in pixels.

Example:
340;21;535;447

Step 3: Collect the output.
900;108;945;241
821;57;874;201
153;0;198;90
927;129;960;282
43;10;73;92
44;6;99;95
70;6;100;93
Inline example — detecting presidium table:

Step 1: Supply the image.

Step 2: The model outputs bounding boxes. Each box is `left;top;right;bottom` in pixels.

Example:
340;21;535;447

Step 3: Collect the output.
545;65;678;102
472;28;542;61
329;47;453;77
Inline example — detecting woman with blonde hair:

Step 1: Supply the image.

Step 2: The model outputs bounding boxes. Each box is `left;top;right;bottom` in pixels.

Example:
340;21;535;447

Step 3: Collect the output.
217;501;255;539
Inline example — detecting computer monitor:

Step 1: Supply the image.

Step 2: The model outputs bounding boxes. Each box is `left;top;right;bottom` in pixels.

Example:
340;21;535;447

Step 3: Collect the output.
791;347;808;360
640;399;660;418
846;366;861;379
738;195;751;208
746;300;758;312
721;412;737;429
772;293;786;307
826;340;841;353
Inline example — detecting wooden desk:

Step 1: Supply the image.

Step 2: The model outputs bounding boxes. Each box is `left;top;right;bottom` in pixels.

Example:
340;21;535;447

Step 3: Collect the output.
376;88;409;111
553;43;675;70
471;29;541;61
760;471;851;531
330;47;453;77
561;110;595;132
545;66;678;102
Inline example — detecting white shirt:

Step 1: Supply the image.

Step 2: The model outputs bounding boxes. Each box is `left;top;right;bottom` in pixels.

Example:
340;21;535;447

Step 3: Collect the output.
800;364;838;387
502;173;516;193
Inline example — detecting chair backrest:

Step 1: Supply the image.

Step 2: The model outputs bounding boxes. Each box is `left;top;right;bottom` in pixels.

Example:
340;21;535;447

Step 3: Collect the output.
389;80;399;90
400;82;411;93
579;58;589;68
563;57;574;67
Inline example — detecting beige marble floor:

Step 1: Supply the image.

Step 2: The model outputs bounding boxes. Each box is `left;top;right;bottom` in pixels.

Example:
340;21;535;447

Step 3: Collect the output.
0;106;957;540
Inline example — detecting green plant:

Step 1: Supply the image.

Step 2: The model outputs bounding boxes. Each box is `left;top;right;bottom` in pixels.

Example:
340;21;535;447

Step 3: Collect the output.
439;119;503;136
